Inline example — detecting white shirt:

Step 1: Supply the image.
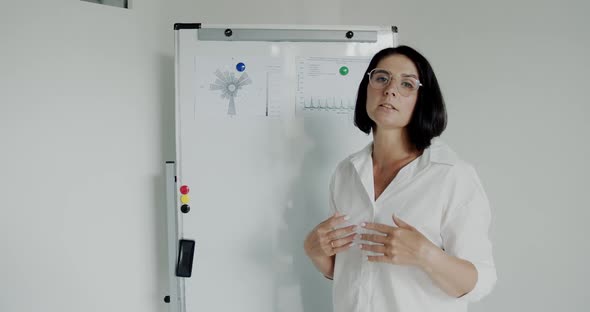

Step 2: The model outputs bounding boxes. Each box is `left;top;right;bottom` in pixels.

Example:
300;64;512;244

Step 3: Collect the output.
329;139;497;312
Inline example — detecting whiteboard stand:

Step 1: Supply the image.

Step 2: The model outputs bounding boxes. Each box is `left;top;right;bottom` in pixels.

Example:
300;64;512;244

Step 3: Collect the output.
164;161;183;312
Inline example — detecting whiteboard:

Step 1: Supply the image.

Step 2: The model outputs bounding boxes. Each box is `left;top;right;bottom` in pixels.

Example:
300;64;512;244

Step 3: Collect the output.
167;24;397;312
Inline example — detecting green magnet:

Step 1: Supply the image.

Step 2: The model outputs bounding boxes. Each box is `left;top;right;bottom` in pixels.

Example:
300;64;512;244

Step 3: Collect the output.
339;66;349;76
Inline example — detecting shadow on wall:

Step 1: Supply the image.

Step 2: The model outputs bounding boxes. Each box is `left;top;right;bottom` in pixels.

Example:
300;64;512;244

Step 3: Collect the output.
274;115;341;312
152;53;175;307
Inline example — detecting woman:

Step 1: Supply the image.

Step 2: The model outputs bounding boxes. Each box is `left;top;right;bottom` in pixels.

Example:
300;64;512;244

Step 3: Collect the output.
303;46;496;312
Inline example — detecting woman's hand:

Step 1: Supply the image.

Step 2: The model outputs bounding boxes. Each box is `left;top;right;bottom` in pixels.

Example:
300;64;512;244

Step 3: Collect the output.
359;214;437;269
360;214;480;297
304;213;357;258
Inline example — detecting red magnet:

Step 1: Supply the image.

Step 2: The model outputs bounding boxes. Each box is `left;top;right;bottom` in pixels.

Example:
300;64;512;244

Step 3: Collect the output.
180;185;190;194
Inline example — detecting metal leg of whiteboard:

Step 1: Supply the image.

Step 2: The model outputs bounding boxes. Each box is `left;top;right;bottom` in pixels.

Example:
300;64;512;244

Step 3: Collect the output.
165;161;185;312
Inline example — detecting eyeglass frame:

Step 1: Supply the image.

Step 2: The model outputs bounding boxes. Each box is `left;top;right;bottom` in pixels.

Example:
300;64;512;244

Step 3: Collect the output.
366;68;423;96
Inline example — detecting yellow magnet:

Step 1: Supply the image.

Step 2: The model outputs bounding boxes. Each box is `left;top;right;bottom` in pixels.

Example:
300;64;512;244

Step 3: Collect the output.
180;194;190;204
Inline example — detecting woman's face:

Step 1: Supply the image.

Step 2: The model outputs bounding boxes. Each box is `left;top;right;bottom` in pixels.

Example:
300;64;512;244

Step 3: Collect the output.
366;54;420;132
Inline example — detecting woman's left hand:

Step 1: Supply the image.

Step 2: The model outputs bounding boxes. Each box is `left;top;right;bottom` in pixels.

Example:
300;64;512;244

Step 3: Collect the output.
359;214;438;269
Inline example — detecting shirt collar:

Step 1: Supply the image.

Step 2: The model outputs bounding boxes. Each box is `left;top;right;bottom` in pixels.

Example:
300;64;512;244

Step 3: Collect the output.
349;138;459;177
422;138;459;166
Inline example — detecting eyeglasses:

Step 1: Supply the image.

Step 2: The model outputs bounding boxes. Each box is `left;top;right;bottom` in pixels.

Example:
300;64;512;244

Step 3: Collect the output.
367;68;423;97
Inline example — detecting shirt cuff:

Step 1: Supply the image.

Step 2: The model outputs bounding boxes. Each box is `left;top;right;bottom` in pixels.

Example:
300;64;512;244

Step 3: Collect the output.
456;261;497;302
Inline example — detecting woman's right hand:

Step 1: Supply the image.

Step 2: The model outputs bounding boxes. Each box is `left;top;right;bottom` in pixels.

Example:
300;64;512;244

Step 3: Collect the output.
304;213;358;258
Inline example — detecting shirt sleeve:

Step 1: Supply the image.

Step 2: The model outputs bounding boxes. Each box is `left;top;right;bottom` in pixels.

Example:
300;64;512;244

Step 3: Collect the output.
440;164;497;302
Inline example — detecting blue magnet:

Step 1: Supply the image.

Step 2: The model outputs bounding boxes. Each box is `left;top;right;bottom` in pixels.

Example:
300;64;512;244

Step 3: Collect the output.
236;62;246;72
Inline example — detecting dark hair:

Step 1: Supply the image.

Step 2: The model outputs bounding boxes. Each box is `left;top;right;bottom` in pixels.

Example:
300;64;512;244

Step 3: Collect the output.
354;45;447;151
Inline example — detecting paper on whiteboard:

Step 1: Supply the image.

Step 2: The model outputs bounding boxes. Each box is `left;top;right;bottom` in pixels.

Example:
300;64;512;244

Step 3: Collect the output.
194;56;284;118
296;57;370;114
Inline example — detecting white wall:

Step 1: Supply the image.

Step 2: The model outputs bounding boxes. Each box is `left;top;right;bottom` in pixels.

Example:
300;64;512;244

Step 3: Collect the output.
1;0;588;311
0;1;172;311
